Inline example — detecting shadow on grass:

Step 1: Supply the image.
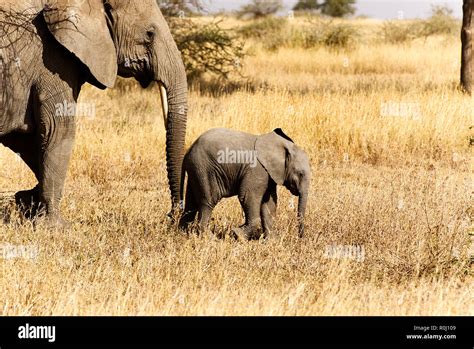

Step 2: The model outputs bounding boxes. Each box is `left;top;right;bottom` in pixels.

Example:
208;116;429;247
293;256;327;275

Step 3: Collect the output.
0;192;15;224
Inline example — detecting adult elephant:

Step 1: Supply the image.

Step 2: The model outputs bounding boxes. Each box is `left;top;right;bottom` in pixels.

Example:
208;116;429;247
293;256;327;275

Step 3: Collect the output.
0;0;187;225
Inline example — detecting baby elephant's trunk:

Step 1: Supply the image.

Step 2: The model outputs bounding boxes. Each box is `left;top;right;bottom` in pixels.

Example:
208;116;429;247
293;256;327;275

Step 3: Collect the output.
297;192;308;238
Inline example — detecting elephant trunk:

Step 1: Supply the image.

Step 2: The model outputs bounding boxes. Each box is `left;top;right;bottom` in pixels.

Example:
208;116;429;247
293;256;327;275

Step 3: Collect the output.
297;191;308;238
156;63;188;210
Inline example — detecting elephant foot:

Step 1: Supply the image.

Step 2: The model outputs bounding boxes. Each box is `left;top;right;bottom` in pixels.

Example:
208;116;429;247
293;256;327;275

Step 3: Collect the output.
34;213;71;231
178;214;197;232
231;227;264;241
177;222;195;236
177;217;189;231
14;186;42;220
14;187;70;229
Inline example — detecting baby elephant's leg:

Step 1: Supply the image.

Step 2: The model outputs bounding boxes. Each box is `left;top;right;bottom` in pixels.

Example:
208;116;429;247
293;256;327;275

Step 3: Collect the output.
178;184;199;231
198;204;214;233
261;183;277;238
234;188;265;240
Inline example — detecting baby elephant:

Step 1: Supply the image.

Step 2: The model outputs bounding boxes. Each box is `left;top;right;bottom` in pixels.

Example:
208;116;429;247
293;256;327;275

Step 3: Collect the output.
179;128;311;239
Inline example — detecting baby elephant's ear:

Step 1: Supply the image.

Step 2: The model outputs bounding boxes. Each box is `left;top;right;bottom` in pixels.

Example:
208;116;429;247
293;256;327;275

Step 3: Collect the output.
273;128;294;143
256;131;291;185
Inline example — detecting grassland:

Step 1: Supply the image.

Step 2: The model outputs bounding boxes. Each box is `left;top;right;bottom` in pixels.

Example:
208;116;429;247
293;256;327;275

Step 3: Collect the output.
0;17;472;315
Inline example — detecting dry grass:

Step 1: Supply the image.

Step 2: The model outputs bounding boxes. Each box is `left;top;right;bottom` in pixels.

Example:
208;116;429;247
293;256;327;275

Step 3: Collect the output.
0;18;472;315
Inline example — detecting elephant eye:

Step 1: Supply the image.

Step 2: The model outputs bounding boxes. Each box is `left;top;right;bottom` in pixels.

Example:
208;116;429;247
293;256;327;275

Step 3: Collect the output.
145;29;155;42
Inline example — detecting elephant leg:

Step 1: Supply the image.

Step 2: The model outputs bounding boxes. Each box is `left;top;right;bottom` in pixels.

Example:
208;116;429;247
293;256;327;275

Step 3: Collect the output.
261;182;277;238
195;173;221;234
178;181;199;230
234;187;265;240
197;204;213;233
35;97;76;227
0;133;42;218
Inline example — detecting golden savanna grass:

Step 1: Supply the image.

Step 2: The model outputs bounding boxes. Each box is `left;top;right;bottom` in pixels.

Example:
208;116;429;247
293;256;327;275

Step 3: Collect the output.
0;18;472;315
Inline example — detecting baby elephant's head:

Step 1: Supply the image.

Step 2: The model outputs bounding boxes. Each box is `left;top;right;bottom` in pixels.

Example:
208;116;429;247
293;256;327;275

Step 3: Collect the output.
256;129;311;237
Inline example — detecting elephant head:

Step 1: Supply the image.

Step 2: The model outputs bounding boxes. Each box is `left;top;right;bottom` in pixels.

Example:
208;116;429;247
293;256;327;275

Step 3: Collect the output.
42;0;187;208
255;129;311;237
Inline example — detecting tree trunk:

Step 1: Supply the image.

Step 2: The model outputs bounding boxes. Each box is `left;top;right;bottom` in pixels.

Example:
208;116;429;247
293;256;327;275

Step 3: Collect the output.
461;0;473;94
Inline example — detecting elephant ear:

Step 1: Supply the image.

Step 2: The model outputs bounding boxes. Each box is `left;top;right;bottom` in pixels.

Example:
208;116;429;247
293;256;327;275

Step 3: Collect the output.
274;128;294;143
255;129;295;185
43;0;117;89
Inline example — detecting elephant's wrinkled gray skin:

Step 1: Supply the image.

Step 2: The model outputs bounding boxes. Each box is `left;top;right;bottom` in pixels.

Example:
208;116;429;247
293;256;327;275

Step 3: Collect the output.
0;0;188;226
179;128;311;239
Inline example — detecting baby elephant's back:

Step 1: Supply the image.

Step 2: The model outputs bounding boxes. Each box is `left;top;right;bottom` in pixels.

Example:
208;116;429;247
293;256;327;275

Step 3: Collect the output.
185;128;256;164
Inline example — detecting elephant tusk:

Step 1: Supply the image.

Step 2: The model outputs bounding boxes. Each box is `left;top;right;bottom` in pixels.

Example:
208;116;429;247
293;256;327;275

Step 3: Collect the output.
158;82;169;128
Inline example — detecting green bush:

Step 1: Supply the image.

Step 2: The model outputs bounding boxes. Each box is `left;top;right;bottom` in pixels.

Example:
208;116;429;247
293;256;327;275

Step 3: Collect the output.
293;0;319;12
237;17;288;39
237;17;291;51
301;19;358;49
380;6;459;44
169;19;245;81
237;0;283;19
380;21;420;44
319;0;356;18
419;5;459;37
237;17;357;51
320;23;356;48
